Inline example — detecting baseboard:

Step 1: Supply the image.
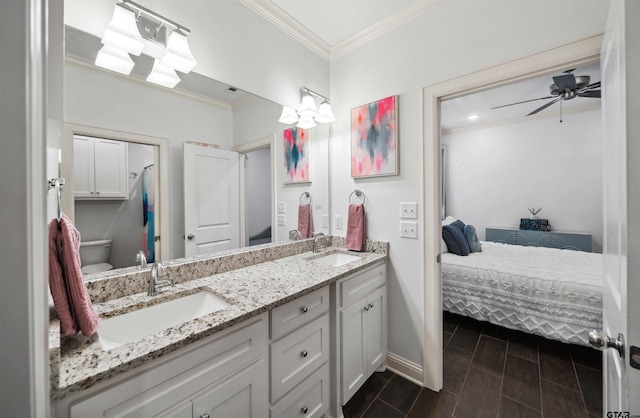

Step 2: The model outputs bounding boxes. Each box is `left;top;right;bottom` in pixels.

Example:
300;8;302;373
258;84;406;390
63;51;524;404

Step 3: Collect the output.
386;352;423;386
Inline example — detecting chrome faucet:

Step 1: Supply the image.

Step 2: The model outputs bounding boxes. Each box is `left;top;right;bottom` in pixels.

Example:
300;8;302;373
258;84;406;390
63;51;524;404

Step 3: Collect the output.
313;233;327;253
148;261;175;296
135;250;147;270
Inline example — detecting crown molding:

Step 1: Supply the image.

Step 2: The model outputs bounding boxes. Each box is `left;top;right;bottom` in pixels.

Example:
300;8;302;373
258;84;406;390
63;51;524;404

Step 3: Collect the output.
239;0;442;62
330;0;443;61
238;0;331;61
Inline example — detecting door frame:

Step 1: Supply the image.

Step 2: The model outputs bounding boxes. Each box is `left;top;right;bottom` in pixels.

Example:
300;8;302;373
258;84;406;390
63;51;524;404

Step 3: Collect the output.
61;123;171;262
421;35;603;390
234;135;276;247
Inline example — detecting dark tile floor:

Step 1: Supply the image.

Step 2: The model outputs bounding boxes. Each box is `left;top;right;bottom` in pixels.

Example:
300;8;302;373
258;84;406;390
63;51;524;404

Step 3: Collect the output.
343;311;603;418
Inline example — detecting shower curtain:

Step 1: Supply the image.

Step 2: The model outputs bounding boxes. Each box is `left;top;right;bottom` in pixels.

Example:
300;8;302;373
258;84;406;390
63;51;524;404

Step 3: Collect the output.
142;165;155;263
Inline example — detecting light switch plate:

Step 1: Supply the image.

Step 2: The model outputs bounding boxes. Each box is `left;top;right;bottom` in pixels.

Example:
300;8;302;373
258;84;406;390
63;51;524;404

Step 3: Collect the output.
400;221;418;239
335;215;343;229
400;202;418;219
322;215;329;228
277;202;286;214
277;214;286;226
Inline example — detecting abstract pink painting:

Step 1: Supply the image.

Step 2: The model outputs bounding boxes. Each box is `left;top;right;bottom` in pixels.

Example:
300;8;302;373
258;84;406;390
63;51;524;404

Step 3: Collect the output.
351;95;398;178
283;127;311;184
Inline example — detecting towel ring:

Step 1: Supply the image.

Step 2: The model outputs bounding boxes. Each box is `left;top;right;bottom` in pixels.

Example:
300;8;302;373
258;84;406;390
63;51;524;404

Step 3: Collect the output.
349;189;365;205
299;191;311;205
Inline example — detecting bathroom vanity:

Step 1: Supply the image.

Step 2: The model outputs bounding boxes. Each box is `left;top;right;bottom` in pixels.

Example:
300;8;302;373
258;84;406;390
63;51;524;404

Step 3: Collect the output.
50;238;388;418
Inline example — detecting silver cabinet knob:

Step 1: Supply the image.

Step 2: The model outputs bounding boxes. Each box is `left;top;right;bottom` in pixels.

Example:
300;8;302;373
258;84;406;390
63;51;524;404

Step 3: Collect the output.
588;329;625;358
301;306;308;313
301;350;308;357
187;234;195;240
301;406;309;414
364;305;369;311
368;303;374;309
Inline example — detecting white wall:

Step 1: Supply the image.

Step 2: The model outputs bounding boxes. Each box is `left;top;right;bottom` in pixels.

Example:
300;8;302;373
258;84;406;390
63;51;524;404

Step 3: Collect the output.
75;143;155;268
442;108;603;252
329;0;608;368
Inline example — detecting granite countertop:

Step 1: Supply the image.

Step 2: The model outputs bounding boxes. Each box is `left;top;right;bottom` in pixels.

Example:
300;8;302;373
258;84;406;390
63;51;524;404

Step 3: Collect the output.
50;244;387;400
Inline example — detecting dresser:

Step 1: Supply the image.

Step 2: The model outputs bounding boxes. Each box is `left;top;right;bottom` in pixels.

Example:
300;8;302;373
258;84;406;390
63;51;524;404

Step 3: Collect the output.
485;227;592;252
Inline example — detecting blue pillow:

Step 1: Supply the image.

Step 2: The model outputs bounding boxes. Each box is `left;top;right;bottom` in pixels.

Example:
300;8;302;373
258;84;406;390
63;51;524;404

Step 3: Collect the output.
464;224;482;253
449;220;466;232
443;224;470;256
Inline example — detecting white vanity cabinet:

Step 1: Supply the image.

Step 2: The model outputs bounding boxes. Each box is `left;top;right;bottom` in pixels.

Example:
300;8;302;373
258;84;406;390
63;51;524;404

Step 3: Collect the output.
269;286;331;418
337;263;387;404
54;314;269;418
73;135;128;200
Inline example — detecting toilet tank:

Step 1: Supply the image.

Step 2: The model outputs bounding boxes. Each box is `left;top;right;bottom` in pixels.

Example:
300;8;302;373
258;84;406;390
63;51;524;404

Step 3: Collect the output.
79;239;112;266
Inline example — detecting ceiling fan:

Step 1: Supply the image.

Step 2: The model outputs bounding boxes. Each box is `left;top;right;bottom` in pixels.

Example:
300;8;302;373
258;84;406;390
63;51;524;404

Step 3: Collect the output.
492;69;601;117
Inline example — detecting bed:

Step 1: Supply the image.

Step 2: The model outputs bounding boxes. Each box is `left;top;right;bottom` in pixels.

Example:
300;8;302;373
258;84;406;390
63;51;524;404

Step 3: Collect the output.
441;241;602;346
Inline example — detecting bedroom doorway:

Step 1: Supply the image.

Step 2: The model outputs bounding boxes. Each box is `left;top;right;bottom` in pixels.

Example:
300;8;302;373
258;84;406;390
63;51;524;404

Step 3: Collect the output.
421;36;604;391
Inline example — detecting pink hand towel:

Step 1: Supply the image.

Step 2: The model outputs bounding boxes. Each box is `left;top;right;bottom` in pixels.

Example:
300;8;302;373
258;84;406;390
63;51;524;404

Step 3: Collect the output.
298;204;314;239
48;215;101;337
49;220;75;337
346;204;365;251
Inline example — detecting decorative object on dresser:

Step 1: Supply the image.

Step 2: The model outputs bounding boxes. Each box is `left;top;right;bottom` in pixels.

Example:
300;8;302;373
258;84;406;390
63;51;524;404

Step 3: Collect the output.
519;218;551;231
486;227;592;252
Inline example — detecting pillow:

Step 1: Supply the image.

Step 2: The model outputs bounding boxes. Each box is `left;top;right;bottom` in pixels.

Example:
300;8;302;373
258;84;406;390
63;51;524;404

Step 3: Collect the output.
449;219;466;232
442;216;458;226
441;237;448;254
442;224;470;256
464;224;482;253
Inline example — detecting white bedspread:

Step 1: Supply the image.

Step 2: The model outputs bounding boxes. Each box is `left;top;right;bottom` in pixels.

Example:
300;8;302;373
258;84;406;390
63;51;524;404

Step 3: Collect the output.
442;241;602;345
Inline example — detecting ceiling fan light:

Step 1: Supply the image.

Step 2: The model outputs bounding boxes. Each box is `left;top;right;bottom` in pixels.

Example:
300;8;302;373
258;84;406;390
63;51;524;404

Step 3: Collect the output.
102;5;145;56
95;45;135;75
296;114;316;129
278;106;300;124
466;114;480;121
315;102;336;123
160;30;197;73
146;59;181;88
297;94;319;117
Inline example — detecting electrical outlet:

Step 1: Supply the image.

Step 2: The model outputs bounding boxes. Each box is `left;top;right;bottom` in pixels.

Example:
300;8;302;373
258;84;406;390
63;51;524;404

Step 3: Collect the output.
277;202;286;214
400;202;418;219
277;214;286;226
322;215;329;228
335;215;343;229
400;221;418;239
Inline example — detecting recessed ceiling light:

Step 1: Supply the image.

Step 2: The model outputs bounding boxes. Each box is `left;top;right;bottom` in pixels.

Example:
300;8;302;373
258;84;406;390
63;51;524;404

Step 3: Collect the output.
467;114;480;120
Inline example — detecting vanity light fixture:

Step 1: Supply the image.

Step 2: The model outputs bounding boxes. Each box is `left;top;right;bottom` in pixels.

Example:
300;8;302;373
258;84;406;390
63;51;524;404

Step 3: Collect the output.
278;87;335;128
96;0;197;85
146;59;181;88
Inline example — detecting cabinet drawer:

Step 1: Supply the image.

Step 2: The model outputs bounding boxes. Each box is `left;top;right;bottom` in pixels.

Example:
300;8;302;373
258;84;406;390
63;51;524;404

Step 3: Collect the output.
339;264;385;308
270;363;329;418
271;286;329;340
270;314;329;402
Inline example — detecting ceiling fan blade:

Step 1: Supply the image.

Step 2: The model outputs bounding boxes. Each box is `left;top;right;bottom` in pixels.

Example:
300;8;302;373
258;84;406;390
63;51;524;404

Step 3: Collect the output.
526;97;563;116
491;96;555;110
578;90;601;98
582;81;600;90
552;74;577;91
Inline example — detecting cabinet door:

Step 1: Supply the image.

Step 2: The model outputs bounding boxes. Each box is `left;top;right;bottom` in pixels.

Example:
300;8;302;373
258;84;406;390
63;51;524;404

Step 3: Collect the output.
93;138;128;199
340;298;367;403
192;359;268;418
73;136;95;198
365;285;386;371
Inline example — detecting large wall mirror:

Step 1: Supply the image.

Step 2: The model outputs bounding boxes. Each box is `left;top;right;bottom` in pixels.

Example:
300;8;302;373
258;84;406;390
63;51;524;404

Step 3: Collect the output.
60;25;330;278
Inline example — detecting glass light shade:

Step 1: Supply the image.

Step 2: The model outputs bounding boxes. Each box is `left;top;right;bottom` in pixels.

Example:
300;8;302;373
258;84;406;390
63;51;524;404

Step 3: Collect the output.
160;31;197;73
95;45;135;75
146;59;181;88
102;5;145;56
315;102;336;123
297;94;319;117
296;114;317;129
278;106;299;124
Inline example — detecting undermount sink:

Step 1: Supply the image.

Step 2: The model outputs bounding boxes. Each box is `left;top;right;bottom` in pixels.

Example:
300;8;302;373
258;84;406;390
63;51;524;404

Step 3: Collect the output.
311;252;361;267
99;291;230;350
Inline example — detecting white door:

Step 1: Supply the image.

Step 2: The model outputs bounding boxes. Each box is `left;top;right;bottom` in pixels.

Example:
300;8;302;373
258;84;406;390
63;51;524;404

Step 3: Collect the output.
184;143;240;257
596;0;640;413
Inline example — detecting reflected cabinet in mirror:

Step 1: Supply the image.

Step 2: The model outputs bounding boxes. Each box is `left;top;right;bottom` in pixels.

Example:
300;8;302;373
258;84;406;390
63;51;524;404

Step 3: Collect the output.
60;26;330;278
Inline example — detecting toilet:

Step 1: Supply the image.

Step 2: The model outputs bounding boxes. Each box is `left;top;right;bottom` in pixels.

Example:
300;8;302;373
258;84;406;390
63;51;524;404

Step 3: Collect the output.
79;239;113;274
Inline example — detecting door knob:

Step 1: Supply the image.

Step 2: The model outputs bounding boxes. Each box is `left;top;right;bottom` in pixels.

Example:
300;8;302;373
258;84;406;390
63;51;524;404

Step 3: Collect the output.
588;329;625;358
187;234;195;240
